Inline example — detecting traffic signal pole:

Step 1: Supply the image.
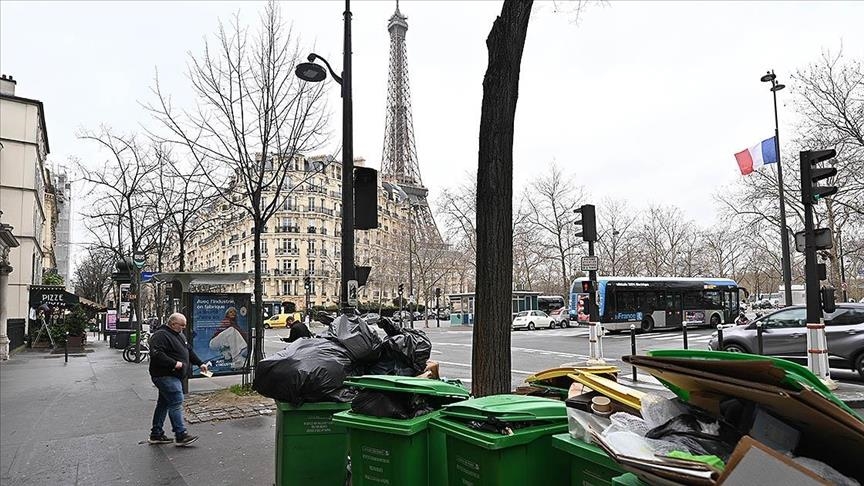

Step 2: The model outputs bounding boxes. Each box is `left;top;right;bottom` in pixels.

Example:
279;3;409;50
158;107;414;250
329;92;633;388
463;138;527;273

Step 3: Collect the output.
799;149;838;389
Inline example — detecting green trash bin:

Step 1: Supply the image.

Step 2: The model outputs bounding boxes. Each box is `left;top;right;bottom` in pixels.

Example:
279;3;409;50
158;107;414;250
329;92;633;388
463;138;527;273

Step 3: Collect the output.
332;375;471;486
551;433;626;486
275;401;351;486
430;395;571;486
612;473;648;486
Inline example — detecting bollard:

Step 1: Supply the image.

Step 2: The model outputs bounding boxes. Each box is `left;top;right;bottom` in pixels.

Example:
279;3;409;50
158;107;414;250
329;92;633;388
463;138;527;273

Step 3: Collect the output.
682;321;689;350
756;322;764;355
64;333;69;363
630;323;637;382
716;324;724;350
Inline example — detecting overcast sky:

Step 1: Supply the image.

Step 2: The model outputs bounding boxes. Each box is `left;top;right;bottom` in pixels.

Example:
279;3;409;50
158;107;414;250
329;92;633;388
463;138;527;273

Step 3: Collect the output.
2;1;862;265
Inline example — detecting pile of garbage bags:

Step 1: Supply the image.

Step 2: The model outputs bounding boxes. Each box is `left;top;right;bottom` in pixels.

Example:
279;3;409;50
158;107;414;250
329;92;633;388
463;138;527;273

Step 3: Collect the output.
253;314;432;405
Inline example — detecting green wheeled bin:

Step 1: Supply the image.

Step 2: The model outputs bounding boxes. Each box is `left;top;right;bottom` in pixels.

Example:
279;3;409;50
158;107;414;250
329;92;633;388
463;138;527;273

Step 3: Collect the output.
332;375;471;486
611;473;647;485
551;433;626;486
275;401;351;486
430;395;571;486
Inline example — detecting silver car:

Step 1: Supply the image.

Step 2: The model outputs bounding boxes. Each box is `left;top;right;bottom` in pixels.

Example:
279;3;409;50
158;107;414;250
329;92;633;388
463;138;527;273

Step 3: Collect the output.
708;304;864;378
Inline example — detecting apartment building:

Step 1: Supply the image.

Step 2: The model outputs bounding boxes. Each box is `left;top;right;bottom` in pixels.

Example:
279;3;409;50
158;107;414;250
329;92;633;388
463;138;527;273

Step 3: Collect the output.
0;75;52;324
186;155;432;311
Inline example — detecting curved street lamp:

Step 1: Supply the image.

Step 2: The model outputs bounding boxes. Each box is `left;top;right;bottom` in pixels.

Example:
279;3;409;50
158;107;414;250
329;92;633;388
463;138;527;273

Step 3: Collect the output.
761;70;792;307
295;1;356;314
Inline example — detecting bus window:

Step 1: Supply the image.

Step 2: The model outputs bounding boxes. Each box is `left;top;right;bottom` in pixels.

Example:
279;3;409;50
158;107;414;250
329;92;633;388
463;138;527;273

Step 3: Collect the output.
683;291;701;309
616;292;637;312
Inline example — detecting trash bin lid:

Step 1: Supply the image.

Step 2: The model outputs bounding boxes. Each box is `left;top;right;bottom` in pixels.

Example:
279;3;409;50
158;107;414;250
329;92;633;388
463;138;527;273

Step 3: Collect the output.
344;375;471;398
440;394;566;422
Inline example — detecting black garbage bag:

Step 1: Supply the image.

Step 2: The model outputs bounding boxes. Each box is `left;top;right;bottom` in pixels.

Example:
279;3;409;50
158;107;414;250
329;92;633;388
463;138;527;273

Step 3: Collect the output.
252;337;357;405
383;328;432;374
645;413;741;460
326;314;382;363
378;317;402;337
351;389;436;419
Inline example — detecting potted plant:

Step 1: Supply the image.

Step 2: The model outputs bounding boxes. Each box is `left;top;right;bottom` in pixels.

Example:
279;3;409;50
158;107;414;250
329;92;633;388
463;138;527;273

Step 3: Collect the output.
64;305;89;349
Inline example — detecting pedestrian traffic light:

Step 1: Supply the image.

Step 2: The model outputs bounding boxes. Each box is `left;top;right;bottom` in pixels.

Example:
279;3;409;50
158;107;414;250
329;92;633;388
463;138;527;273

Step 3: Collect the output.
799;149;837;205
574;204;597;242
398;284;404;296
581;280;592;293
304;275;311;290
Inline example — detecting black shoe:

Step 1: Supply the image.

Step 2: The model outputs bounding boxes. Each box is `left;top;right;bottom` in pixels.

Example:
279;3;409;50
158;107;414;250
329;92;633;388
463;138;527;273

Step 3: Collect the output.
175;434;199;447
148;434;173;444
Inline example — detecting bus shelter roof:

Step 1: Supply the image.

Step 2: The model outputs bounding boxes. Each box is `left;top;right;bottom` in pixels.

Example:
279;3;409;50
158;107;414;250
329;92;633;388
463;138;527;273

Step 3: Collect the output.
151;272;251;292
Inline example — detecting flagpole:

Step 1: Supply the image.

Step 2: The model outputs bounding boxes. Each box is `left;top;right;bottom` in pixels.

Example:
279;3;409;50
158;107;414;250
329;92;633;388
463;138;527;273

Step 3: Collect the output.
763;70;792;307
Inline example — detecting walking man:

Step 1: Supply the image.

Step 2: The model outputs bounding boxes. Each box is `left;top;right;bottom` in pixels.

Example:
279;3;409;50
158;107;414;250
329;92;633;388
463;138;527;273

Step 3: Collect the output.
147;312;208;446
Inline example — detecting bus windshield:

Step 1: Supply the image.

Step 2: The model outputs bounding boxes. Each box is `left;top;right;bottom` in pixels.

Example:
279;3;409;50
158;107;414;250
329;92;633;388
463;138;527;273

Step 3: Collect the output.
538;295;565;314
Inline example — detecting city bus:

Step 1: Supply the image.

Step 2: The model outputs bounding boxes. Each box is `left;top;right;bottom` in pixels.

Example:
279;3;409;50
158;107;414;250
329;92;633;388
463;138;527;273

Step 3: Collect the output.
568;277;743;332
537;295;565;314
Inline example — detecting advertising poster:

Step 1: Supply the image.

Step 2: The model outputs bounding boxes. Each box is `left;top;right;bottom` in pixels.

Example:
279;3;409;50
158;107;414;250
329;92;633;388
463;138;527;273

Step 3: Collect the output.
119;284;131;324
190;293;251;377
106;310;117;331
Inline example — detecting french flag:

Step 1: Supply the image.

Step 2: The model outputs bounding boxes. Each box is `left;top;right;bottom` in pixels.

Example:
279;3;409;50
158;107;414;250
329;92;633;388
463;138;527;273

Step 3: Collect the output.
734;137;778;175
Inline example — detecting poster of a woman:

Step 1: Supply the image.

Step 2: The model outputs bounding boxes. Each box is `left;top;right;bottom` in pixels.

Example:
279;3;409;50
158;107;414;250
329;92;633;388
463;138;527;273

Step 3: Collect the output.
208;306;249;371
191;294;251;376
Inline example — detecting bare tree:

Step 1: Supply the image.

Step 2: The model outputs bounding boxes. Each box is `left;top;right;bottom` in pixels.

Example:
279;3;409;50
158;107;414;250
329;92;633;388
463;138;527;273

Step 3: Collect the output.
72;246;115;304
595;198;638;276
146;1;330;371
522;163;587;295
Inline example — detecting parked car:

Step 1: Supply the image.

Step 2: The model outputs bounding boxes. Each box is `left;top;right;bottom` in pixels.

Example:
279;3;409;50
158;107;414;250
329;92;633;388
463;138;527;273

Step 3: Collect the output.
360;312;381;325
437;309;451;320
263;313;302;329
512;310;554;331
394;310;412;322
548;308;570;328
412;311;423;321
708;304;864;378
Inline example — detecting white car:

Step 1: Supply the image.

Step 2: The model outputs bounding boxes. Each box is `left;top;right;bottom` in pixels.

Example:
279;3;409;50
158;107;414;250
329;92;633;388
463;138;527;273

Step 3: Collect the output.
512;310;554;331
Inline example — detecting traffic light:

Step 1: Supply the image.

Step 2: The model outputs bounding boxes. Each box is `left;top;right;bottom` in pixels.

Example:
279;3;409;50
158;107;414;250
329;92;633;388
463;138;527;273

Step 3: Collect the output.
574;204;597;242
398;284;404;296
799;149;837;205
435;287;441;298
304;275;311;290
354;167;379;230
581;280;592;293
820;287;836;313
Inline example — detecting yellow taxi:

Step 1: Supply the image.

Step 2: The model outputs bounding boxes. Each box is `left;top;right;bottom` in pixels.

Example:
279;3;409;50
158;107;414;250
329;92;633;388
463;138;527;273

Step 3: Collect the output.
263;313;302;329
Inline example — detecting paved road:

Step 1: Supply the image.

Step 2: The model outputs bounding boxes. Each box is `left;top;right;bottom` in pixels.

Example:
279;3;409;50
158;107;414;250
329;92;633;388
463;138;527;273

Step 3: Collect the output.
262;322;863;390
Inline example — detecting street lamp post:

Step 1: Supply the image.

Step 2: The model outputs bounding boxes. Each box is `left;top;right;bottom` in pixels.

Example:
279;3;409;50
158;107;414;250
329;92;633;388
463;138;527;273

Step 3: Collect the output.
761;70;793;307
838;229;848;302
296;0;355;314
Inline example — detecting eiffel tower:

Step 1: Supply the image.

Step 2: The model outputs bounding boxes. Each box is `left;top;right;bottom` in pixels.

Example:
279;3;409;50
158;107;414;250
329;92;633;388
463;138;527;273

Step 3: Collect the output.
380;2;440;240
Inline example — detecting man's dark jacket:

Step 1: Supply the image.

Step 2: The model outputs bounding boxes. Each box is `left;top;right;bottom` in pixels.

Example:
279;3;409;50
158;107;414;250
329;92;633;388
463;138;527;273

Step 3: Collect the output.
149;326;203;378
286;321;312;343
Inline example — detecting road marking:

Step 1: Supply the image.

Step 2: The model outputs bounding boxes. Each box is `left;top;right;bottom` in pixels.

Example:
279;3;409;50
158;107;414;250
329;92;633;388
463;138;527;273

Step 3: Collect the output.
435;360;535;375
433;342;590;361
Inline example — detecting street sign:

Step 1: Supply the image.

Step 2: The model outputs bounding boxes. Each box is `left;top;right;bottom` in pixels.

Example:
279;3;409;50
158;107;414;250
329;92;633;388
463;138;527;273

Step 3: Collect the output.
132;251;146;270
581;256;599;272
141;271;156;282
347;279;358;306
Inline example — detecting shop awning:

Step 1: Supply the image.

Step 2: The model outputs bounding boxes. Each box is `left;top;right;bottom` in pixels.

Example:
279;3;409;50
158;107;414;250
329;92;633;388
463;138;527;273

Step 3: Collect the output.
28;285;80;309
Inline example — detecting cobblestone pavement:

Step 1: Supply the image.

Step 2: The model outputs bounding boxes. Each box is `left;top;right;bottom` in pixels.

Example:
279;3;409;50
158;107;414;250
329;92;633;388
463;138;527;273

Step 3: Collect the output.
184;390;276;424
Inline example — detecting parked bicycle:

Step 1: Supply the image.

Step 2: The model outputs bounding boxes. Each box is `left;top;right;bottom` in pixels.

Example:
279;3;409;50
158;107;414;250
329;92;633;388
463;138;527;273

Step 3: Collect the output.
123;331;150;363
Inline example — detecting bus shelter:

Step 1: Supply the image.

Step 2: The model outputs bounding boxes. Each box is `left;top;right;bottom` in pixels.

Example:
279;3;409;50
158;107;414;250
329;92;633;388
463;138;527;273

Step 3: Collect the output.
152;272;252;388
447;291;541;326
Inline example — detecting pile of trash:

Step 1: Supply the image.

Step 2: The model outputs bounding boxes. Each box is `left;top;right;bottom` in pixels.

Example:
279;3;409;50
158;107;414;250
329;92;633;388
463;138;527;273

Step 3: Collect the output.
554;350;864;485
253;314;433;406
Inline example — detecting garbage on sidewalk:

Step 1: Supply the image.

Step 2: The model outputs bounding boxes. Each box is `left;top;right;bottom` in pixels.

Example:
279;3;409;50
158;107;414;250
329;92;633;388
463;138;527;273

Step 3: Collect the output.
252;315;436;406
561;349;864;485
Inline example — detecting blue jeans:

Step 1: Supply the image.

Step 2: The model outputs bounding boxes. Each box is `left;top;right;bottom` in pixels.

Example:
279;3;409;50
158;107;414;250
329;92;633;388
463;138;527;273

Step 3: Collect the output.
151;375;186;437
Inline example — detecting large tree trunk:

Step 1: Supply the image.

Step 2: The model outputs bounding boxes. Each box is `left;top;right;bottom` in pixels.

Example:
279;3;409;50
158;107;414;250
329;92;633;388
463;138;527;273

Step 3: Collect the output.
472;0;533;398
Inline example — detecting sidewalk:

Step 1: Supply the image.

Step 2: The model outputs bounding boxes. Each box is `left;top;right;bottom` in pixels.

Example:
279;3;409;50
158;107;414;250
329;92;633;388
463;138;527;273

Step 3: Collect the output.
0;339;275;486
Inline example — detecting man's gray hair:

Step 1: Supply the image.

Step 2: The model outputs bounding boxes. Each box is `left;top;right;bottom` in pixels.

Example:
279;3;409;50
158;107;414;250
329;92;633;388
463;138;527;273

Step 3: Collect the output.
167;313;186;326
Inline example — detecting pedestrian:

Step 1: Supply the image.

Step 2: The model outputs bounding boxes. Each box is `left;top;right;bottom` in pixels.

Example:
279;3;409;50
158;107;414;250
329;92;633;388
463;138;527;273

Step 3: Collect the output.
285;318;312;343
147;312;208;446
